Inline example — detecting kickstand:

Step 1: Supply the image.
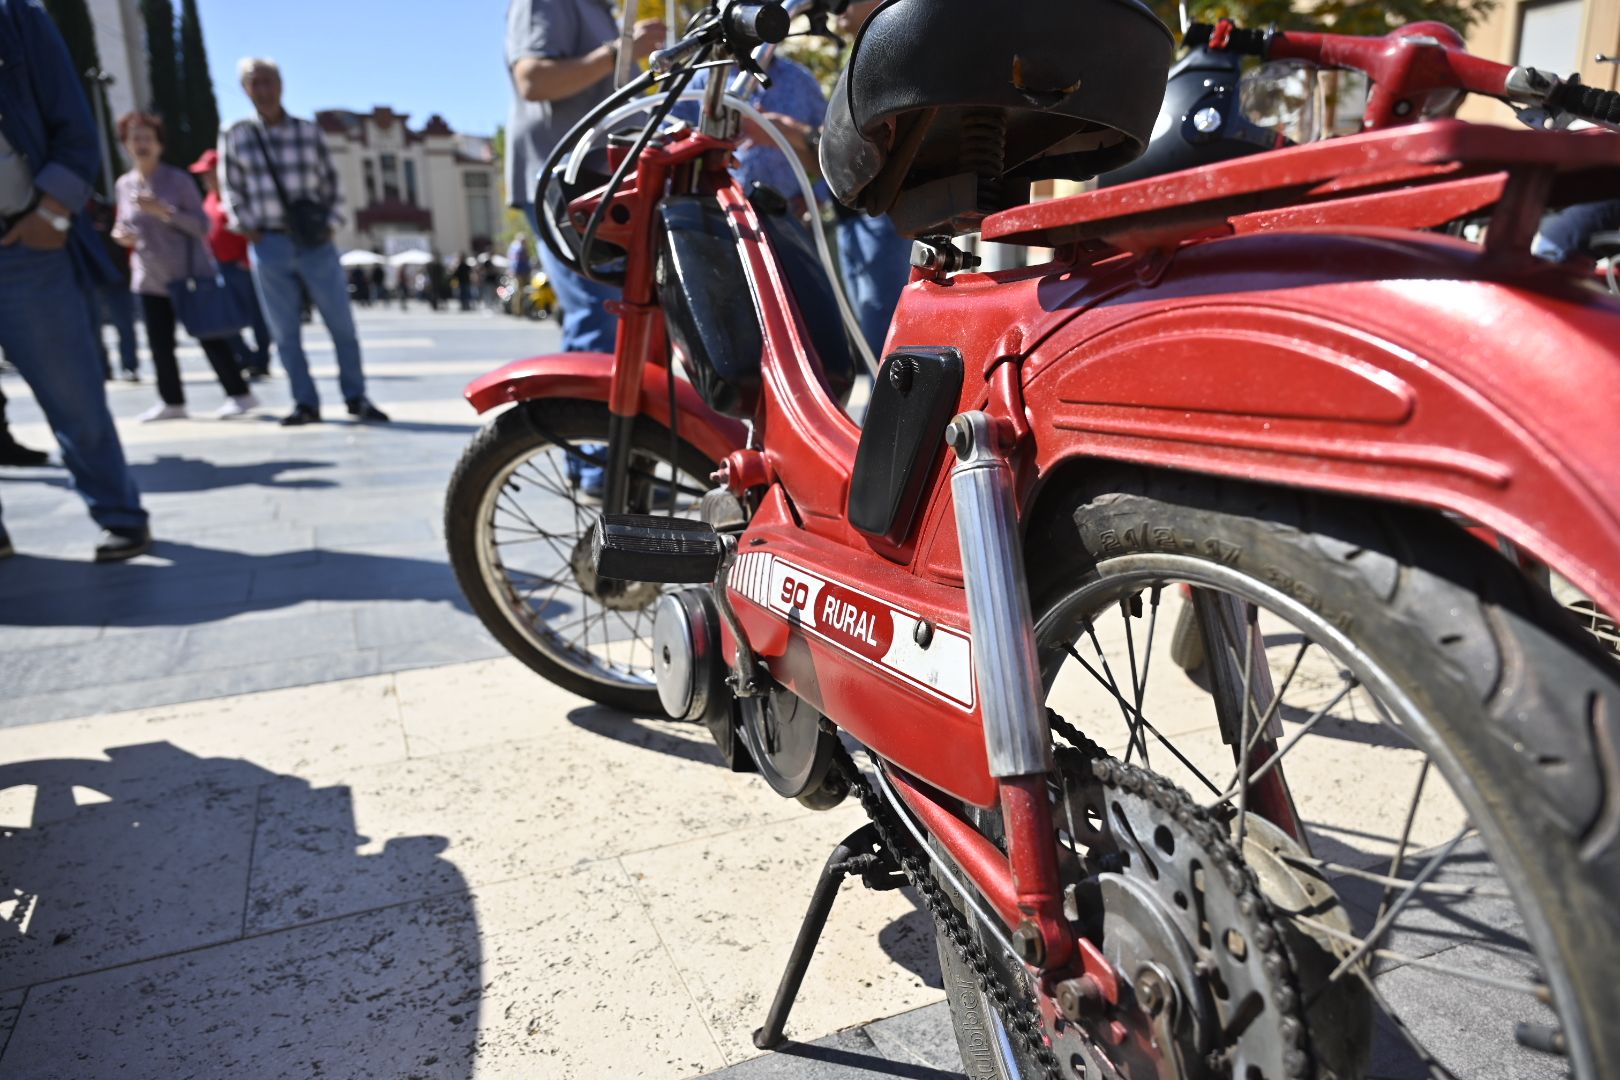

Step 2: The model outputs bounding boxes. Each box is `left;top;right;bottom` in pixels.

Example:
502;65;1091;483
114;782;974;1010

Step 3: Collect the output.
752;822;907;1051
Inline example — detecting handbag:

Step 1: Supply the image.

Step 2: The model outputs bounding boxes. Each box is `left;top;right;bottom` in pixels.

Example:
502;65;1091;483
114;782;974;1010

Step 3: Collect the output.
168;231;247;341
250;121;331;249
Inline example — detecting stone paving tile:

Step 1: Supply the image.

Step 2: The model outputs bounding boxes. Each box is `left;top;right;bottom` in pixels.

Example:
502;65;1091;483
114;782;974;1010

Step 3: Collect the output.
623;809;944;1066
2;648;386;728
858;1002;967;1075
0;629;188;698
695;1005;966;1080
173;607;358;675
0;675;407;798
245;707;809;934
0;990;22;1058
0;861;725;1080
0;777;258;990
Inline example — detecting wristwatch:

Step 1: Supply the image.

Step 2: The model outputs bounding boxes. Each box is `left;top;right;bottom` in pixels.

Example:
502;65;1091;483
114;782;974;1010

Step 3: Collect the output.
33;205;70;233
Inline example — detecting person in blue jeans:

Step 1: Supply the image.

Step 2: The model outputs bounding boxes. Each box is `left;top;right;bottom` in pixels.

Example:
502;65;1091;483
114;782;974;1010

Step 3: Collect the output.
507;0;666;497
836;211;911;357
218;58;388;427
0;0;149;562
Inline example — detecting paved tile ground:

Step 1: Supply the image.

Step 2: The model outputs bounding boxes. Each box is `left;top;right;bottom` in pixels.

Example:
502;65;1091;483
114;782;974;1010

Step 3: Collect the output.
2;307;531;727
0;310;1566;1079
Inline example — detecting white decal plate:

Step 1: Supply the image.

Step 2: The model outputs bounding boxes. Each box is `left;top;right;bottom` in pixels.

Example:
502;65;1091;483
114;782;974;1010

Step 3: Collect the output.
729;552;974;710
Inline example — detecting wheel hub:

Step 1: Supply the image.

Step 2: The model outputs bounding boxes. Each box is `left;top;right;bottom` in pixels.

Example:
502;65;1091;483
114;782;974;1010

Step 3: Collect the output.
569;527;661;611
1045;751;1368;1080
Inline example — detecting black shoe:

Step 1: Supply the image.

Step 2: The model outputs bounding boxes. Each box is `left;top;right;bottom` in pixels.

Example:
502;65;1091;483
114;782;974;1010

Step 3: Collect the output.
0;440;49;467
346;397;391;423
280;404;323;427
243;366;270;382
94;525;151;563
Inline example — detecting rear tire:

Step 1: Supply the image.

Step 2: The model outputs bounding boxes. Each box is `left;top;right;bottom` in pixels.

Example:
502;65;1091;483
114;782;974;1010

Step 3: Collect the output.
933;467;1620;1078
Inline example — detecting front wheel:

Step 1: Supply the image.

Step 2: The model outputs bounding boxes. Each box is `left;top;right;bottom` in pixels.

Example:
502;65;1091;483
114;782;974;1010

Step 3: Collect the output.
933;469;1620;1079
444;399;716;713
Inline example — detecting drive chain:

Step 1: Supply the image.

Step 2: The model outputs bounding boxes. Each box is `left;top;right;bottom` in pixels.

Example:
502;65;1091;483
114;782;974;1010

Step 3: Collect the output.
836;707;1312;1080
833;740;1066;1080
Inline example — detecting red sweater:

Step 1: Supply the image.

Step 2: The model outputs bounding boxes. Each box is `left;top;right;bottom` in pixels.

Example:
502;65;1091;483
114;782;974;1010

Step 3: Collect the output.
203;189;249;266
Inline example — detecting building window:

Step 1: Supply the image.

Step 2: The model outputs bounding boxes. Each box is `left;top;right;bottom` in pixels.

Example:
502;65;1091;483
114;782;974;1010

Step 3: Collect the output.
1516;0;1582;73
362;159;377;205
381;153;400;202
404;159;419;206
464;172;494;240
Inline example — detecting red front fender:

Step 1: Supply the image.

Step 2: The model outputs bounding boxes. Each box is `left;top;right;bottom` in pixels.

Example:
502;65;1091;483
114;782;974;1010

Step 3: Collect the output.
462;352;748;466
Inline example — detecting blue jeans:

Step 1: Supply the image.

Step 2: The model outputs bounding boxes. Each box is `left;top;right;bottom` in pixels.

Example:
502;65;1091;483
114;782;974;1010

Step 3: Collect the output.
524;204;621;489
221;260;271;371
249;234;366;410
1533;198;1620;263
836;213;911;357
0;244;146;530
96;285;139;375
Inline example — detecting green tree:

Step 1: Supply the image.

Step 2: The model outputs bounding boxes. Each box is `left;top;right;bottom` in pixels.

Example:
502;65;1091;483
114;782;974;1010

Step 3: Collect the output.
141;0;184;164
176;0;220;165
43;0;121;193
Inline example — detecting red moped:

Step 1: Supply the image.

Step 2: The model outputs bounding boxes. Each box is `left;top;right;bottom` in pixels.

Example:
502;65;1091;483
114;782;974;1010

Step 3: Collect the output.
447;3;1620;1076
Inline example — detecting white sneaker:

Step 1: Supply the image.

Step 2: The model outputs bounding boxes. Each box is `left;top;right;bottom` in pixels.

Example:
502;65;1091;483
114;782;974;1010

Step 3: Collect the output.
136;402;187;423
215;393;259;418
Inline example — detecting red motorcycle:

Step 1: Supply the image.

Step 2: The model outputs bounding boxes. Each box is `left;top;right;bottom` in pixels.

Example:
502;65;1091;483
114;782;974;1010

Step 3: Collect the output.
447;2;1620;1076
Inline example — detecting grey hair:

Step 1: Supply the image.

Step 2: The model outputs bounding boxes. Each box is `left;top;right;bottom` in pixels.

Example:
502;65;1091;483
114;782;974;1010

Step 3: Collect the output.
237;57;280;83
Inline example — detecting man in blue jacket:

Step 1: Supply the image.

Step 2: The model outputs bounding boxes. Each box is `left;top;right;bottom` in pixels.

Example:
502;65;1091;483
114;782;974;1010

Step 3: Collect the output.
0;0;149;561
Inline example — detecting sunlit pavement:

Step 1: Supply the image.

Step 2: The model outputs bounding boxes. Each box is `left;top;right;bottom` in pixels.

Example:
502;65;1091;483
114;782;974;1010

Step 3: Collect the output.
0;308;954;1079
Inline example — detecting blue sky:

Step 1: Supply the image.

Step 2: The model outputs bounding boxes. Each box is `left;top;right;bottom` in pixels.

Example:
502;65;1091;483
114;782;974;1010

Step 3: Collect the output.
197;1;516;137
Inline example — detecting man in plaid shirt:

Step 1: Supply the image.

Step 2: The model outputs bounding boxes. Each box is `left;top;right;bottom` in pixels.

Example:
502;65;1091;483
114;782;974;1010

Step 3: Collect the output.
219;58;389;426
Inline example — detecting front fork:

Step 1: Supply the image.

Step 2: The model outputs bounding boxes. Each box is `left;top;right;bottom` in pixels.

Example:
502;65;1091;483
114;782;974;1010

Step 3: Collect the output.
946;411;1073;971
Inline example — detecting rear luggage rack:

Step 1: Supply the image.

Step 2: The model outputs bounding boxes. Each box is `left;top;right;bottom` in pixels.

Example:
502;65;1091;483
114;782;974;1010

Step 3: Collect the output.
982;119;1620;253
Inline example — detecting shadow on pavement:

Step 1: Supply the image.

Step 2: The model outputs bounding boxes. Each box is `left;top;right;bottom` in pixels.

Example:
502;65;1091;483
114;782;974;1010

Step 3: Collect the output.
0;741;479;1079
0;541;482;628
2;455;338;493
566;704;724;767
761;1040;966;1080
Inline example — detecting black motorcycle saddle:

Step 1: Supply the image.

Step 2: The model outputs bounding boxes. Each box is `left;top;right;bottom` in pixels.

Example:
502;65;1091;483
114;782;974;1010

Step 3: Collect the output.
820;0;1175;236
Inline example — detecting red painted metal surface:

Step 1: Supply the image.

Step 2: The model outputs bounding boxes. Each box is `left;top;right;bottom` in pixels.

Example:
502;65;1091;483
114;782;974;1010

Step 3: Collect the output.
1001;775;1074;968
982;120;1620;250
462;352;747;466
461;81;1620;1014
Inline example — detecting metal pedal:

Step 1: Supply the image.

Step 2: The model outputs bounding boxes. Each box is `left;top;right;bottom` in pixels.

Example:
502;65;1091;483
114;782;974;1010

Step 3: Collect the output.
589;514;725;584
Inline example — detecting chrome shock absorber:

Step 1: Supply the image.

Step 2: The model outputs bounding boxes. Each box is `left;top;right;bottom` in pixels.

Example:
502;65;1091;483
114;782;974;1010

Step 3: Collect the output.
946;411;1069;968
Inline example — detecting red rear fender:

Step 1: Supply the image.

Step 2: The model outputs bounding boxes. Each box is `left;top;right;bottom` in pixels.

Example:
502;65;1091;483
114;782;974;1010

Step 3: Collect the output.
463;352;748;466
1012;231;1620;615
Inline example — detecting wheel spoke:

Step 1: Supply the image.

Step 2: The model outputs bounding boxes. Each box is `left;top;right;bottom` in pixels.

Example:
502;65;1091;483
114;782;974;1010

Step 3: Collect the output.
1379;759;1432;925
1277;851;1511;898
1324;826;1475;986
1120;596;1150;767
1212;679;1357;806
1235;603;1259;852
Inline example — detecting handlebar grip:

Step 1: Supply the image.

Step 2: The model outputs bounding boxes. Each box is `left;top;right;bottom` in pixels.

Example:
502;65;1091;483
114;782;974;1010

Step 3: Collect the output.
724;1;790;47
1183;21;1270;56
1549;80;1620;126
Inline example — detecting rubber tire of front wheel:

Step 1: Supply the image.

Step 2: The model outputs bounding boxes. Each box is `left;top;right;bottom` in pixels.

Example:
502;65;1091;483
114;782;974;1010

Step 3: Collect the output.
997;466;1620;1080
444;398;716;715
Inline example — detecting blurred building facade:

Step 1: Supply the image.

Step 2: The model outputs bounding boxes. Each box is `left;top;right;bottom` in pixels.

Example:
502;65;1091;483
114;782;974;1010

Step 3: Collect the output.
83;0;151;176
1460;0;1619;123
315;107;500;258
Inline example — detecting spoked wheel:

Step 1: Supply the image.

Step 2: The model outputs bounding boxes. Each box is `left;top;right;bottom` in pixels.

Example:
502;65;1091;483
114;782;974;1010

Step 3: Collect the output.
444;399;715;712
933;469;1620;1080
